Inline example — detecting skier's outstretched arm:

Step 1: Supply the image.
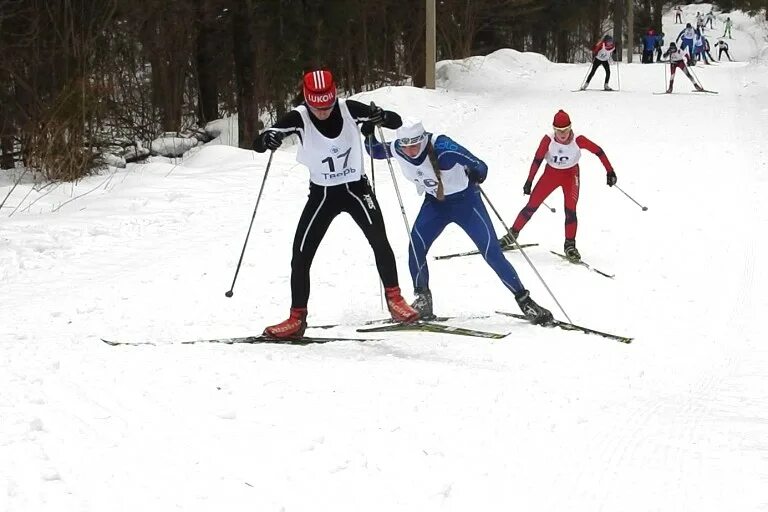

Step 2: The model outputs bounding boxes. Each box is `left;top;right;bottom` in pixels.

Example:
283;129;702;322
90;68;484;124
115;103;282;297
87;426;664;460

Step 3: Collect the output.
433;134;488;183
252;110;304;153
346;99;403;130
361;125;393;160
525;135;550;184
575;135;614;172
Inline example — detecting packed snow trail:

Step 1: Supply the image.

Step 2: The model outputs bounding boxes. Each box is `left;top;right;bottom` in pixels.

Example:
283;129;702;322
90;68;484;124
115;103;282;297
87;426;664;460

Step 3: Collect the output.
2;5;767;511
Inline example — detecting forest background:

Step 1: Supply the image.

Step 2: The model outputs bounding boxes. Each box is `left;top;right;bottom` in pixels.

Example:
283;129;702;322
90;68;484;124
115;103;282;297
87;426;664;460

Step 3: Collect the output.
1;0;766;181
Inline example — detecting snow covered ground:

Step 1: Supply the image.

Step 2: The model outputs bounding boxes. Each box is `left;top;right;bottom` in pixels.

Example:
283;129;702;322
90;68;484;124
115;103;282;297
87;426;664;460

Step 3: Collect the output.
2;5;767;511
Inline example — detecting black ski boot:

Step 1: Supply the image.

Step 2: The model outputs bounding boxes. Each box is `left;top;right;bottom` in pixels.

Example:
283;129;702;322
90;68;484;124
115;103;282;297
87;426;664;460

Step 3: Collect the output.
564;238;581;262
514;289;553;325
411;287;435;320
498;229;520;248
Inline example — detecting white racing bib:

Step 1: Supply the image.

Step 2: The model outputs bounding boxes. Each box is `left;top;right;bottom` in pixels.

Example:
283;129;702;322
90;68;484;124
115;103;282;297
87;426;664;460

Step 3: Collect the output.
296;100;364;186
596;46;614;61
389;141;440;197
389;134;470;198
547;136;582;170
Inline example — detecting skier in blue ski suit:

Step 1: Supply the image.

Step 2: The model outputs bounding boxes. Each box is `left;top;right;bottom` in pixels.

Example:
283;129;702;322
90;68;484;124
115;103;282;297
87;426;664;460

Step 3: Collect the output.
363;118;553;324
677;23;696;64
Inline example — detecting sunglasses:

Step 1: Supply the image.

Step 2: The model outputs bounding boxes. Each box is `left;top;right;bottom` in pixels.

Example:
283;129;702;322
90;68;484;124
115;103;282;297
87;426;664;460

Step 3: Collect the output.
398;133;426;146
553;126;572;132
309;103;335;112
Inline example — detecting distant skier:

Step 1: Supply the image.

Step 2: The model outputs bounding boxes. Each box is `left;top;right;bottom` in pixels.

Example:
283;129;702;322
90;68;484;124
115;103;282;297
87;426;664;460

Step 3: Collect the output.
498;110;617;262
693;30;711;64
703;35;715;63
641;29;657;63
580;35;615;91
654;32;665;62
705;9;715;29
677;23;696;64
723;17;733;38
714;39;733;61
664;42;704;93
674;5;683;24
363;119;553;325
251;69;418;338
695;12;705;32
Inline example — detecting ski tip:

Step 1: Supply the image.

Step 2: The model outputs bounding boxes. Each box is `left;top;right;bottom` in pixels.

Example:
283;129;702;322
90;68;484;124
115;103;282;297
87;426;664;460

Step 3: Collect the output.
101;338;154;347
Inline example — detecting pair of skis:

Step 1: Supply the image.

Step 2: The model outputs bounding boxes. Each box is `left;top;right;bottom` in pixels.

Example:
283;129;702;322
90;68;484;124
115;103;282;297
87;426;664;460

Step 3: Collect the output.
101;321;508;347
653;89;718;95
433;243;538;261
357;314;631;344
103;311;632;347
549;251;614;279
435;243;614;280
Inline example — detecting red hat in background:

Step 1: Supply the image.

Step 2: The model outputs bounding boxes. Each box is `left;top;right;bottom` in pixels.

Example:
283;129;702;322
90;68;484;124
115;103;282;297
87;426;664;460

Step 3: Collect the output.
303;70;337;109
553;109;572;129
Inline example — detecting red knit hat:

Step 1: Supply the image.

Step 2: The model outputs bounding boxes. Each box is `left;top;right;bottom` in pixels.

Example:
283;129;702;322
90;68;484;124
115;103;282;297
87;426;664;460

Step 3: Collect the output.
553;109;572;129
303;70;337;109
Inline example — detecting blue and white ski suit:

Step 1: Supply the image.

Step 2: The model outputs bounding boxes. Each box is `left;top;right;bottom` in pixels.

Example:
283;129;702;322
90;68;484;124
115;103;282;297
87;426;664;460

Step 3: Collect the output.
366;133;525;293
677;26;696;56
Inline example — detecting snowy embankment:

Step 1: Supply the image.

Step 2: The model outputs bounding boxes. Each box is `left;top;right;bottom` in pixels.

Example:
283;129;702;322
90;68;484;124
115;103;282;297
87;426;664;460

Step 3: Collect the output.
1;4;767;511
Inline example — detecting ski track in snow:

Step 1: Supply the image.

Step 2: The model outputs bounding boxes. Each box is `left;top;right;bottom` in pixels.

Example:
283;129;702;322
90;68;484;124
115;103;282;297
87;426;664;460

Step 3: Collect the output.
2;5;768;512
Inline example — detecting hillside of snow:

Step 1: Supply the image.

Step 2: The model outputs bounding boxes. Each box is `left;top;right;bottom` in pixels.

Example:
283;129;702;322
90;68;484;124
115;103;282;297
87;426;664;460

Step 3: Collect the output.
1;4;767;511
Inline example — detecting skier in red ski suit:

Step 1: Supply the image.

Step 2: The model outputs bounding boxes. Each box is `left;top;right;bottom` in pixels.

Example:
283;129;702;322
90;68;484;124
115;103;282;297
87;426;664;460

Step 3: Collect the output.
499;110;617;261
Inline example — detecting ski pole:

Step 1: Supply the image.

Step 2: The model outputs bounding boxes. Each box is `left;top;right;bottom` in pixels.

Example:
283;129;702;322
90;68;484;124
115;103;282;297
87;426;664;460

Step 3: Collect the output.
0;168;28;211
376;123;429;290
376;125;417;253
367;130;384;310
688;65;705;90
368;103;378;191
225;150;274;297
542;200;556;213
614;184;648;211
578;64;591;89
615;59;621;91
477;186;572;323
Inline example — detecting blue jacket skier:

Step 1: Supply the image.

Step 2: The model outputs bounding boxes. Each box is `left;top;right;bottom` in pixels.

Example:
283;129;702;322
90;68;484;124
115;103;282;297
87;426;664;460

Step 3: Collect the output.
641;29;657;63
677;24;696;64
363;118;553;324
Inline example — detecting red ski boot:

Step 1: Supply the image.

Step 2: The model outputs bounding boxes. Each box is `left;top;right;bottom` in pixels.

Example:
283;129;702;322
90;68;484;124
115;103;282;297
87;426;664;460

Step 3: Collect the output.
263;308;307;339
384;286;419;323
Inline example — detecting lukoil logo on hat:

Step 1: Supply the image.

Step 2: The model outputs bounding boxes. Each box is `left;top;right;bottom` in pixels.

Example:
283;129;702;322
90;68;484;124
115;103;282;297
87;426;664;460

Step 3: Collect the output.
303;70;337;109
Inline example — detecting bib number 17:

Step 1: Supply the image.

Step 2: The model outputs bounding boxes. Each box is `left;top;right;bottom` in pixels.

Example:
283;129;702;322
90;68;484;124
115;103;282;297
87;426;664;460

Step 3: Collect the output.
321;148;352;173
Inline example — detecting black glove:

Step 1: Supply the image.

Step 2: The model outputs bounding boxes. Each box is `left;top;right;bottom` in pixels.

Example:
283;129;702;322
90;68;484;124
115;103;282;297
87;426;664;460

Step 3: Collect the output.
523;181;532;195
369;105;387;126
262;130;284;151
466;167;487;184
360;121;375;137
606;170;617;187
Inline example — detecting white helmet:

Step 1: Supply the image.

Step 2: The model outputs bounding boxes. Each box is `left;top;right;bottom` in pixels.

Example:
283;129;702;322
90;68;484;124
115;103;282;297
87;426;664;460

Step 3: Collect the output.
396;118;426;146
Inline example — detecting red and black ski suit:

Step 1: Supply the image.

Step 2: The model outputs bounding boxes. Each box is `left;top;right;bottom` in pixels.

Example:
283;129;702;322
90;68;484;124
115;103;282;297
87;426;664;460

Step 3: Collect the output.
512;133;613;240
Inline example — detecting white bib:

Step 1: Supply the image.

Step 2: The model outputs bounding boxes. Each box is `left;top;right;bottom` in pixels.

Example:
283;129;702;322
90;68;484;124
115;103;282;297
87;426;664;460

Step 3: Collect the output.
596;46;614;61
390;141;440;197
296;100;364;186
547;136;582;170
389;134;470;198
669;48;687;62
